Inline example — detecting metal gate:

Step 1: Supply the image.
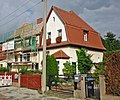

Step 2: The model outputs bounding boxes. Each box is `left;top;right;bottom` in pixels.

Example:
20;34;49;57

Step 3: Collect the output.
85;77;100;100
51;75;74;96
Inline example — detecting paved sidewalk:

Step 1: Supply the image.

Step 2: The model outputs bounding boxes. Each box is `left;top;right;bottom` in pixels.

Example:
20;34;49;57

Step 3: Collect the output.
0;86;87;100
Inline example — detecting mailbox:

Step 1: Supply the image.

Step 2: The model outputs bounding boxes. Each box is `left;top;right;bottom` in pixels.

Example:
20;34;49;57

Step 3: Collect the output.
14;74;19;79
74;74;81;82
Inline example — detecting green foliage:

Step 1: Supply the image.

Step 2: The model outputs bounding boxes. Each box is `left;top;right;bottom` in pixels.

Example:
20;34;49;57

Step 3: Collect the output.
19;67;42;75
102;32;120;52
46;55;59;84
63;61;76;76
0;67;9;72
76;48;93;74
92;62;105;84
19;67;28;74
94;62;105;75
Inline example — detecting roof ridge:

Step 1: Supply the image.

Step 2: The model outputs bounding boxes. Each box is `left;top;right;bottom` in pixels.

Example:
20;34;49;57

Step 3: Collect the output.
52;6;96;32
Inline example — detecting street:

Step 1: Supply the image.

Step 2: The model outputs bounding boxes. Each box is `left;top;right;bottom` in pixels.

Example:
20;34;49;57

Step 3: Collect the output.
0;86;84;100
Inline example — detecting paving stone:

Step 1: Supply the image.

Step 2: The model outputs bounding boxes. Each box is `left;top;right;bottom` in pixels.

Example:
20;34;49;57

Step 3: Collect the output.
0;86;88;100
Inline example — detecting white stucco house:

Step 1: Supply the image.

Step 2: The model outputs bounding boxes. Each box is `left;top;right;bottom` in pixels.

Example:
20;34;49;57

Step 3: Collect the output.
38;6;106;75
0;6;106;75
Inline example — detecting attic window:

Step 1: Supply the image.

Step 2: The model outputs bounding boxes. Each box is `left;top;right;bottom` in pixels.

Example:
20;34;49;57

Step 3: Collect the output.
58;29;62;37
83;30;88;42
53;17;55;22
48;32;51;39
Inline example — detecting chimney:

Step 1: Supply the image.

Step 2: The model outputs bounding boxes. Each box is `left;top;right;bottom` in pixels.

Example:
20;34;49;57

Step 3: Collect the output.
37;18;43;24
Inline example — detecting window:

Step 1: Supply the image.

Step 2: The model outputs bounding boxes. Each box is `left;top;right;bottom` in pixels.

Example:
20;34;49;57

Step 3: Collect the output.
57;61;59;65
20;54;22;62
25;38;30;47
53;17;55;22
46;51;50;55
20;53;30;62
15;55;18;62
83;31;88;42
57;61;60;68
35;63;39;70
58;29;62;37
26;54;30;61
0;64;3;67
48;32;51;39
32;63;39;70
15;41;21;49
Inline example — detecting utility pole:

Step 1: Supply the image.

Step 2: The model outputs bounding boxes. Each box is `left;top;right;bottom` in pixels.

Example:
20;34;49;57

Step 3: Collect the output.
42;0;47;94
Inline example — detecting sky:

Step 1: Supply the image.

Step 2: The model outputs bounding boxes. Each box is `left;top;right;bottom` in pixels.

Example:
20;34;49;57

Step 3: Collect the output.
0;0;120;39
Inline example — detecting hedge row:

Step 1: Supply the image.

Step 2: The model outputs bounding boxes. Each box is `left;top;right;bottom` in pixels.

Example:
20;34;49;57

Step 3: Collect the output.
104;52;120;96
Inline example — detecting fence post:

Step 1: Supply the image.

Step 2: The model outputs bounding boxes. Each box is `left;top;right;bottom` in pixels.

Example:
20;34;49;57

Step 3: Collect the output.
80;74;87;99
99;75;106;100
18;73;21;87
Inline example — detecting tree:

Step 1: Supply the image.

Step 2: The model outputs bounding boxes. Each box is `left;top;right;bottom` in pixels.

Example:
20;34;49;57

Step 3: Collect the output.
92;61;105;84
103;32;120;51
63;61;76;77
46;55;59;88
76;48;93;74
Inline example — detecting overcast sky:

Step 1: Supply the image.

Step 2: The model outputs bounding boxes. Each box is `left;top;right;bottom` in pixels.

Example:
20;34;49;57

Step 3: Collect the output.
0;0;120;38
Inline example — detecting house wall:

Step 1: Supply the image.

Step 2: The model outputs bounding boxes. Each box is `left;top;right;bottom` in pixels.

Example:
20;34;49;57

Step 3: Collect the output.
87;50;103;63
38;46;104;75
46;10;67;43
38;47;71;75
2;51;40;72
0;61;7;67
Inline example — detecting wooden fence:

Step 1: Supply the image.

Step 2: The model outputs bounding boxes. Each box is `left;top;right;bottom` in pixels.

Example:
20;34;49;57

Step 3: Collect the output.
20;74;41;90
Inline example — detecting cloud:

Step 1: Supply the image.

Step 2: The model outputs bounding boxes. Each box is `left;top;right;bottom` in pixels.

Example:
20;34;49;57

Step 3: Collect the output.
0;0;120;38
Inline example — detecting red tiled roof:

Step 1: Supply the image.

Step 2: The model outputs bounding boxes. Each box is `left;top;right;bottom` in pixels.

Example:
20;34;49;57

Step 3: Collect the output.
52;50;70;59
46;6;106;50
52;6;95;32
37;18;43;24
0;56;6;60
66;25;105;50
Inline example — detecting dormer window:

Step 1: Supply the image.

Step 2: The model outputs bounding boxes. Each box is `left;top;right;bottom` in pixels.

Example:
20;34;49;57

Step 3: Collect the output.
83;30;88;42
58;29;62;37
48;32;51;39
53;17;55;22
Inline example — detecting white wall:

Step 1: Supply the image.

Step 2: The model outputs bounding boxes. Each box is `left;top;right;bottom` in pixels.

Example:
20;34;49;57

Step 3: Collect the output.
38;47;104;75
38;47;77;75
0;61;7;67
87;49;103;63
45;10;67;43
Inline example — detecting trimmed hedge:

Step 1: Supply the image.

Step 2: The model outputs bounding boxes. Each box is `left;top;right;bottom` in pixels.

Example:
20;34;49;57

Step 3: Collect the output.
104;52;120;96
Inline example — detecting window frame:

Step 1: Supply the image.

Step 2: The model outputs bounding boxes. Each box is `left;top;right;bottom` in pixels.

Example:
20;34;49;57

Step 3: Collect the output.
58;29;62;37
15;55;18;62
48;32;51;39
53;17;55;22
83;30;88;42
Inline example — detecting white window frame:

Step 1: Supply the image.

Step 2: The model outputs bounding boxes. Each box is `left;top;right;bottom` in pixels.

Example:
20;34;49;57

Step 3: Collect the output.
48;32;51;39
58;29;62;37
53;17;55;22
84;31;88;42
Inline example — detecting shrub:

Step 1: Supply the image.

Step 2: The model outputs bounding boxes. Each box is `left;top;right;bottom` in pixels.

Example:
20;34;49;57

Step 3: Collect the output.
76;48;93;74
104;52;120;95
19;67;42;75
56;36;62;43
0;67;9;72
